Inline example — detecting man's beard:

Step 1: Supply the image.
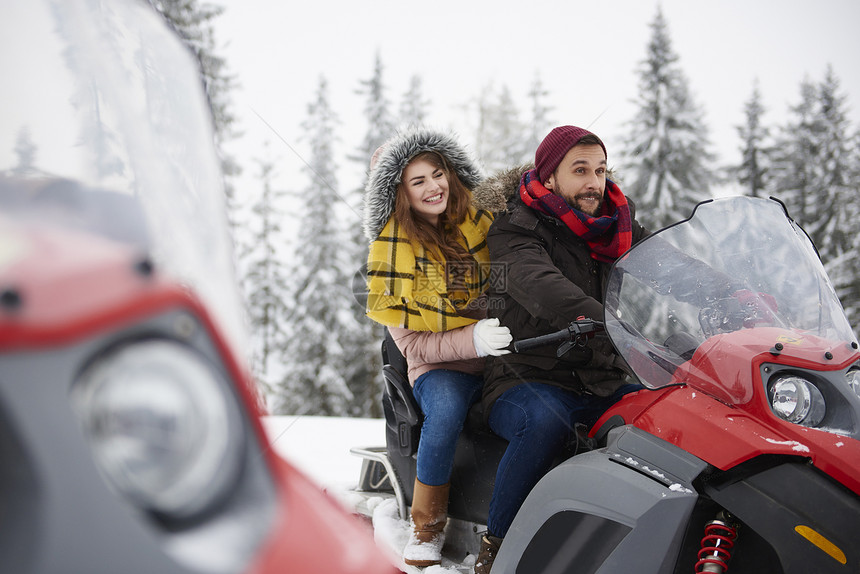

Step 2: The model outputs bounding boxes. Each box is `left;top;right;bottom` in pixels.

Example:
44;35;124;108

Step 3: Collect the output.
557;186;604;216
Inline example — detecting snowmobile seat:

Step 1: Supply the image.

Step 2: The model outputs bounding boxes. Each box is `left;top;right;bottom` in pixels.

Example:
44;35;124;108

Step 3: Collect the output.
380;329;509;526
381;329;422;458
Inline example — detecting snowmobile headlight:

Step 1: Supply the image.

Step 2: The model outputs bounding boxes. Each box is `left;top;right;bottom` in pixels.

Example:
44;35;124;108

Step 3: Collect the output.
768;375;826;427
72;339;244;520
846;369;860;398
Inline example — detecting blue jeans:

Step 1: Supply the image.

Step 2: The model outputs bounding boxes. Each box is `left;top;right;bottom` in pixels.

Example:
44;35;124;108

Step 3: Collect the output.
486;382;640;538
412;369;483;486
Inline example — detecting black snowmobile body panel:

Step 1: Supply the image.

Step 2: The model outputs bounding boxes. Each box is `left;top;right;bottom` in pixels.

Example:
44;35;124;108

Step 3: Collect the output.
491;425;709;574
704;459;860;573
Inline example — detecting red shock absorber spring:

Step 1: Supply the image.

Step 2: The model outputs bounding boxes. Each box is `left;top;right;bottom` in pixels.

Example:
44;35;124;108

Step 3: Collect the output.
694;515;739;573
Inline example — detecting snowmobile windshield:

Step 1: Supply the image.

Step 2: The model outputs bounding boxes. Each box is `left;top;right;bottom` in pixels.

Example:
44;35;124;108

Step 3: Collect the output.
0;1;247;356
604;196;856;392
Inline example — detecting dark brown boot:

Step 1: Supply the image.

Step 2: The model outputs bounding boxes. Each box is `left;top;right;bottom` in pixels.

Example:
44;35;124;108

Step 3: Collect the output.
403;479;450;567
474;534;502;574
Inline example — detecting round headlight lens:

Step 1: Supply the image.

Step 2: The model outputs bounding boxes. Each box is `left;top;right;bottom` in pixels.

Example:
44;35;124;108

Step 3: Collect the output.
769;375;826;427
847;369;860;398
73;339;243;519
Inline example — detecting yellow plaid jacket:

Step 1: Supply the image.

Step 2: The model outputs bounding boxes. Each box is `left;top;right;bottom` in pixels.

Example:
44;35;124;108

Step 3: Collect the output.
366;207;493;332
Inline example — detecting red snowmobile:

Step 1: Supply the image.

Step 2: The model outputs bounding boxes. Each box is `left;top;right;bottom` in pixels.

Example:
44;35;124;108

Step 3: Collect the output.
0;2;397;573
353;195;860;573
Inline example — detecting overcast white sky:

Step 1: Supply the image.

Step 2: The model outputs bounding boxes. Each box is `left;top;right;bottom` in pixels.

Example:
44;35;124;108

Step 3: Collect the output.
216;0;860;200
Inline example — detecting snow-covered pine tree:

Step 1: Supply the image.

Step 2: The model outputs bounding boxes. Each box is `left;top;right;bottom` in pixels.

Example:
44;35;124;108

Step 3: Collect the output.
525;72;554;164
771;68;859;329
12;127;37;175
736;81;771;198
351;52;397;163
845;128;860;329
811;67;859;328
342;54;398;418
242;141;291;403
50;3;126;180
620;7;713;230
275;77;352;416
148;0;240;211
769;79;818;224
813;67;854;255
477;83;528;172
400;75;430;129
471;85;494;165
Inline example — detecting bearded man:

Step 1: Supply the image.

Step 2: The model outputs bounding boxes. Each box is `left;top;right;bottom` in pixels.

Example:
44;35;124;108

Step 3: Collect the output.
474;126;649;573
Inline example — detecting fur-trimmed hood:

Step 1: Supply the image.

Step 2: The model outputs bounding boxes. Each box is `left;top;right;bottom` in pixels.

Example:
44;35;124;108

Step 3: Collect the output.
470;163;532;214
362;127;484;242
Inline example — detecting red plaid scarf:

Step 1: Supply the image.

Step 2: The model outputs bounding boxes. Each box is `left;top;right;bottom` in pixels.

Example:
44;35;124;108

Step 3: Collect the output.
519;168;632;263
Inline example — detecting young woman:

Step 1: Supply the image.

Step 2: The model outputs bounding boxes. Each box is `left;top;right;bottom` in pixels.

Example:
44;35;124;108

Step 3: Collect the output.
363;127;511;567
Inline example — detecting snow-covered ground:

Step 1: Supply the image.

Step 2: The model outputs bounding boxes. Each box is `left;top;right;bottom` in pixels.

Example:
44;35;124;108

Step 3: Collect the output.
261;416;381;492
261;416;474;573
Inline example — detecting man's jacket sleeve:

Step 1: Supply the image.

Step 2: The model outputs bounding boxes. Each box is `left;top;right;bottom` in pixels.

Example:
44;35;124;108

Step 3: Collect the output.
488;226;604;331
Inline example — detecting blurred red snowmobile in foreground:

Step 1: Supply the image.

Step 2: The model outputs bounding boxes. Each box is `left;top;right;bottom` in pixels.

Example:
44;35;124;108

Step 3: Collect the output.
353;195;860;573
0;2;397;573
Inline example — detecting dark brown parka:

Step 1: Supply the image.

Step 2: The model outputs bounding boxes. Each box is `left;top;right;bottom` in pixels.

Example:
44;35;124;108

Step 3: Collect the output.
471;165;650;416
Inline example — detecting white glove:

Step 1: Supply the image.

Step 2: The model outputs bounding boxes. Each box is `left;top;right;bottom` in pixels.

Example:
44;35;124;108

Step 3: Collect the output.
473;318;512;357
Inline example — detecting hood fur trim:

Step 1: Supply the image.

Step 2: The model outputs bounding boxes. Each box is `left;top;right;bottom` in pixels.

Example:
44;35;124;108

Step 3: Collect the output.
471;163;533;214
363;127;484;242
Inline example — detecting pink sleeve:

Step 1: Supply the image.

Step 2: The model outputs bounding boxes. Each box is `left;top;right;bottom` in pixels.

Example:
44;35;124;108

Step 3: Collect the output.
388;324;480;365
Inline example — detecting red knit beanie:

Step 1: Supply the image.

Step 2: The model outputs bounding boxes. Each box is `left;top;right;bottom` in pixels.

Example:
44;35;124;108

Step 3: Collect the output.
535;126;606;183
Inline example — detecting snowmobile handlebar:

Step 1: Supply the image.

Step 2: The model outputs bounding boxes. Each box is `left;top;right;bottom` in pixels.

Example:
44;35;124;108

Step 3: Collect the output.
513;318;605;355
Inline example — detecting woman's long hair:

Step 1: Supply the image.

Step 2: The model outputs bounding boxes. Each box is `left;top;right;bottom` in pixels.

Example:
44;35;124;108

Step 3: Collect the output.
393;151;476;286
